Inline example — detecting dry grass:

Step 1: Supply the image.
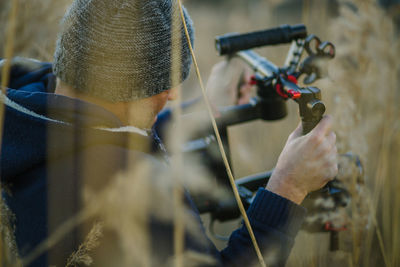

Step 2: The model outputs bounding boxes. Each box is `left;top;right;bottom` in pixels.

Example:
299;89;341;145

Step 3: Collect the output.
65;222;104;267
0;0;72;60
286;0;400;266
0;201;21;267
0;0;399;266
326;1;400;266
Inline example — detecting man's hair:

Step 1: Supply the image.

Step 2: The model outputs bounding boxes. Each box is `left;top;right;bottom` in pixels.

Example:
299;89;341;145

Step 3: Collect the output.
53;0;194;102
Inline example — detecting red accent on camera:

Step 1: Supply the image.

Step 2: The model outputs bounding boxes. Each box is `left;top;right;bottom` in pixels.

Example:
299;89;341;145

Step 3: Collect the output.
275;84;289;99
250;75;257;85
287;75;298;84
287;89;301;99
275;74;302;99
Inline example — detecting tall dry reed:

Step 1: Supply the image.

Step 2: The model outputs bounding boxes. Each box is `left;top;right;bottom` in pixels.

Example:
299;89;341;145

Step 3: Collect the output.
0;0;72;60
304;0;400;266
1;0;21;266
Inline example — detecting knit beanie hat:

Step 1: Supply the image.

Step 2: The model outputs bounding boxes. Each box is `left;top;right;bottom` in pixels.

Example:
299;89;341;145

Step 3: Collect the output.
53;0;194;102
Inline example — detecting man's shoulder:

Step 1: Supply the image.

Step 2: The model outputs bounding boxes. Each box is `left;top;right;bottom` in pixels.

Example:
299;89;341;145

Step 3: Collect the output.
0;57;55;93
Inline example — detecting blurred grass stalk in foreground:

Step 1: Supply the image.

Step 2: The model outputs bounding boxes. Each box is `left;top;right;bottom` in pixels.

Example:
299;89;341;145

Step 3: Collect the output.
1;0;19;266
318;0;400;266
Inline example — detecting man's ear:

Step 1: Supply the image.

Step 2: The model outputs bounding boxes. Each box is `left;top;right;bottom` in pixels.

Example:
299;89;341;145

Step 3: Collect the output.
167;87;178;101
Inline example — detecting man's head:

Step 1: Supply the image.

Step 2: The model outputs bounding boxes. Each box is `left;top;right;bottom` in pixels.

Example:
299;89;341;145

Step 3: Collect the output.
53;0;194;103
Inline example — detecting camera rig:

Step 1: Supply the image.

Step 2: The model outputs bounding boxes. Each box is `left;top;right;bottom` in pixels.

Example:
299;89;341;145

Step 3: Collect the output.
156;24;363;251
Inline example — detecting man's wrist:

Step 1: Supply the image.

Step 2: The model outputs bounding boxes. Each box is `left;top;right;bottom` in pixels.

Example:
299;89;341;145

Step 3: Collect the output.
266;171;307;205
246;188;307;237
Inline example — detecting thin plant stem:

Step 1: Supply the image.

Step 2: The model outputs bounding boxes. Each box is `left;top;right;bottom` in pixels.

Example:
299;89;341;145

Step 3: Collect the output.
392;140;400;266
22;205;97;266
367;68;394;267
171;2;184;267
177;1;267;266
0;0;19;266
366;195;390;267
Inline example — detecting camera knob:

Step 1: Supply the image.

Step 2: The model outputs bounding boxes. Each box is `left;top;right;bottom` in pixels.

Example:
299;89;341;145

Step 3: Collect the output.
307;100;325;116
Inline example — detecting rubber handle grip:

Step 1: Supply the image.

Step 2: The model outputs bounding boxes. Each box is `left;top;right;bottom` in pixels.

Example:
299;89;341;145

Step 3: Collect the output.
215;24;307;55
301;99;325;135
302;120;321;135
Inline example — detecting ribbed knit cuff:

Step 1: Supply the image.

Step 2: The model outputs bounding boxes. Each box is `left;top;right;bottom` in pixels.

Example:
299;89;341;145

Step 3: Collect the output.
246;188;307;237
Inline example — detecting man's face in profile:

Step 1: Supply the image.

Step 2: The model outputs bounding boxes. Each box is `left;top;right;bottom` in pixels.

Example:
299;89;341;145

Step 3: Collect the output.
128;87;178;129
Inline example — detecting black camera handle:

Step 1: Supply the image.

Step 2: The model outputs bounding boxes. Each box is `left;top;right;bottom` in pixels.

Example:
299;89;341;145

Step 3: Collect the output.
215;24;307;55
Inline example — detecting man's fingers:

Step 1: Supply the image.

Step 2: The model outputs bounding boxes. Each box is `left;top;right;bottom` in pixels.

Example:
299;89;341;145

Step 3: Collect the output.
288;122;303;140
313;131;336;157
309;115;333;138
326;162;339;180
324;146;338;179
326;131;337;150
328;131;336;143
237;83;252;105
289;116;333;142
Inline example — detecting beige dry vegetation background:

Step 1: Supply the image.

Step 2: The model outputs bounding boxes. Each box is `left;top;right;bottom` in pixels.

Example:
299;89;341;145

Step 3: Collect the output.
0;0;400;266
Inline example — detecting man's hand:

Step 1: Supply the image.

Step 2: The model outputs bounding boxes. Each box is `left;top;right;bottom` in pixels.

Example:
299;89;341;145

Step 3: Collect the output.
206;59;253;107
266;115;338;205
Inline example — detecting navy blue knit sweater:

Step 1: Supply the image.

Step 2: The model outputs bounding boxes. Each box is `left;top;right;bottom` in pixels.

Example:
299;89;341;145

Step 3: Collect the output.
0;58;306;267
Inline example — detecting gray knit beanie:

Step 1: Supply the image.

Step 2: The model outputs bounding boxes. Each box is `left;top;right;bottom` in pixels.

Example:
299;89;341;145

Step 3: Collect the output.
53;0;194;102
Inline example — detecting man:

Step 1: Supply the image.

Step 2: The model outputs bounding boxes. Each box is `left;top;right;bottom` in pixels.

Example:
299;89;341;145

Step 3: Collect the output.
0;0;337;266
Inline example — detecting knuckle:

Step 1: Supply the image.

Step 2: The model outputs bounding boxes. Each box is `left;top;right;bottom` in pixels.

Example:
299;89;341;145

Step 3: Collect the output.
330;131;337;143
330;165;339;179
328;153;338;165
319;173;332;184
323;174;334;183
321;144;330;155
322;161;338;180
320;116;332;129
310;133;323;145
324;114;333;124
329;147;338;161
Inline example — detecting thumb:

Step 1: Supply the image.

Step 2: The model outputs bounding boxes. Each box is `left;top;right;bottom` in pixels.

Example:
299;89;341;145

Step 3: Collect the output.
288;122;303;140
